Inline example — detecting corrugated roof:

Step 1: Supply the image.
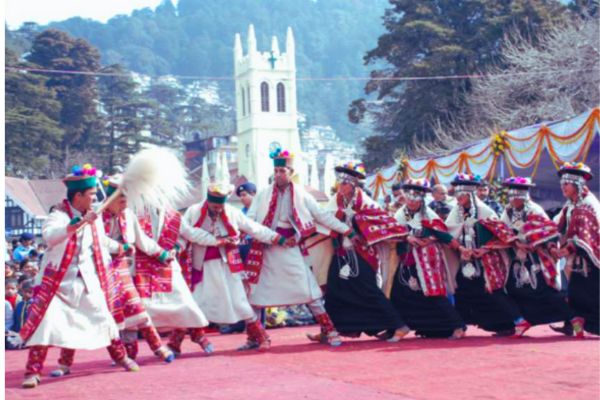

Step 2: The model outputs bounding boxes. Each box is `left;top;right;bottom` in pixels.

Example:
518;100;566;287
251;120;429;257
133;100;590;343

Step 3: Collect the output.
6;177;65;217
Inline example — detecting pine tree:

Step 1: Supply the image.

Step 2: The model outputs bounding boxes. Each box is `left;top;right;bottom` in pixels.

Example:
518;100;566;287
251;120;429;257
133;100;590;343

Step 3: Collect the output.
144;81;186;144
95;64;154;172
351;0;566;168
27;29;102;166
5;49;64;177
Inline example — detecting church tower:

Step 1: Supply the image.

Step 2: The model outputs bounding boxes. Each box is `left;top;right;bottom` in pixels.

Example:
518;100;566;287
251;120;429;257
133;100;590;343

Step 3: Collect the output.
234;25;302;189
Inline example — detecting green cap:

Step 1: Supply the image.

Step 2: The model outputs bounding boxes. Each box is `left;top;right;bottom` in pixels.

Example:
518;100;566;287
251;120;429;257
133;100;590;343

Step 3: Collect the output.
63;175;98;191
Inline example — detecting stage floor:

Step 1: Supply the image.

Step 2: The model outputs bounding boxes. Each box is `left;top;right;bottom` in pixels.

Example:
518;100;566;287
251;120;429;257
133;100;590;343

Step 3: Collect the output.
5;325;599;400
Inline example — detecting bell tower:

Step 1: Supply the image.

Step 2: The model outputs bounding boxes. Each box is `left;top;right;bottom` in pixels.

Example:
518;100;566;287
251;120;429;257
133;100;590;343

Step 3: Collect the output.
234;24;302;189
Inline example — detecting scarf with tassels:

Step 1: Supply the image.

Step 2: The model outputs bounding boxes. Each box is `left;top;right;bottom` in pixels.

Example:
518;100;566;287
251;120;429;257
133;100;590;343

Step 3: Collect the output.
557;192;600;270
246;184;315;284
134;210;181;297
102;209;149;323
334;189;408;270
193;202;244;274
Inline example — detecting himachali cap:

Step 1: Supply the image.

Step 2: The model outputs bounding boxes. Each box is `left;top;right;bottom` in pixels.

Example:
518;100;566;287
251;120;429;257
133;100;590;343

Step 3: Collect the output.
402;178;431;200
102;174;123;197
335;161;367;183
207;182;235;204
402;178;431;196
451;173;482;193
502;176;534;199
270;148;295;168
63;164;98;191
557;162;593;182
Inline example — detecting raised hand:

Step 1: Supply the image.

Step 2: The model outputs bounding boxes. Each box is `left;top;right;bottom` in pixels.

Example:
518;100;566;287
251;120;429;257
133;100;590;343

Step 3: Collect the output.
82;211;98;224
124;244;136;256
459;246;473;261
284;237;297;247
406;235;421;247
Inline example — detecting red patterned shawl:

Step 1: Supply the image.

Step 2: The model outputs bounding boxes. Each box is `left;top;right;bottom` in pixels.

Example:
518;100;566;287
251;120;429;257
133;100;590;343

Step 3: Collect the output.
102;210;149;323
193;202;244;273
246;183;313;284
335;189;408;270
134;210;181;297
521;213;560;289
557;197;600;269
412;219;450;296
178;248;193;289
478;218;517;293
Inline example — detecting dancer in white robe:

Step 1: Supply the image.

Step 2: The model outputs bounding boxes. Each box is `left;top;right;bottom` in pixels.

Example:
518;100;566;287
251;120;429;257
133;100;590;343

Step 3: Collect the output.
246;148;357;346
184;182;286;351
16;165;139;389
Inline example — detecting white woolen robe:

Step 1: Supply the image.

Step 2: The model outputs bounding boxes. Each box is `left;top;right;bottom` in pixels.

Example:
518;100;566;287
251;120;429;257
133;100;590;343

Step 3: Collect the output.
184;203;278;324
246;184;350;307
135;208;209;329
27;207;121;349
105;208;164;329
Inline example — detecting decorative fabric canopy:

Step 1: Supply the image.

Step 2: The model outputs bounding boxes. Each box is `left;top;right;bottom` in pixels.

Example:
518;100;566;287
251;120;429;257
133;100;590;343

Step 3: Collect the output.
366;108;599;200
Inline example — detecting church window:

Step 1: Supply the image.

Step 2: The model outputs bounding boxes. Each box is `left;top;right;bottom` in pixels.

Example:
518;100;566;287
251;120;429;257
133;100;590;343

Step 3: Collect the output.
277;83;286;112
241;87;246;116
261;82;270;112
247;86;251;113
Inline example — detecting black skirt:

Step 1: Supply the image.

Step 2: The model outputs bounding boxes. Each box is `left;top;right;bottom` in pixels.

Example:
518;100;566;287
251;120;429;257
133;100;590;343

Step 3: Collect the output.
454;261;521;333
568;263;599;335
324;250;405;337
390;264;464;338
506;259;573;325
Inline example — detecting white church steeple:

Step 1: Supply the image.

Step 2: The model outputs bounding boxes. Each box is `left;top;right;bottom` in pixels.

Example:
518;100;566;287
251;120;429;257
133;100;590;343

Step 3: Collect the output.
234;25;302;189
247;24;257;54
271;36;280;55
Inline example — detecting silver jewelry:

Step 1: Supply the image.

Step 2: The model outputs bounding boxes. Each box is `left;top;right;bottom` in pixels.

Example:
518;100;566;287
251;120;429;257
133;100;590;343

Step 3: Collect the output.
338;249;360;279
408;276;420;291
461;262;479;279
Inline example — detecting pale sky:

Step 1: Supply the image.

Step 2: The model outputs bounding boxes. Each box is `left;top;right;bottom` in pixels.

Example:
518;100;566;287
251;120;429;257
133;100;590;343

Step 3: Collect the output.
5;0;168;29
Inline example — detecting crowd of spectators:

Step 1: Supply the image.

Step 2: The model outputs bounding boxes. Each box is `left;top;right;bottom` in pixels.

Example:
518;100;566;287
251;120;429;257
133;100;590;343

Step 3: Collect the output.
5;233;45;350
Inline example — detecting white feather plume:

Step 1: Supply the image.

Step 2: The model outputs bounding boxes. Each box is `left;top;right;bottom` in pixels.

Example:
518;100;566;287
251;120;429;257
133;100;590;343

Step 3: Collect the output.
121;147;191;212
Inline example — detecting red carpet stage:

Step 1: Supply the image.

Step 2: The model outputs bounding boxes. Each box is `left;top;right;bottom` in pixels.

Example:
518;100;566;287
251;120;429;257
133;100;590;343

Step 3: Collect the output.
5;326;599;400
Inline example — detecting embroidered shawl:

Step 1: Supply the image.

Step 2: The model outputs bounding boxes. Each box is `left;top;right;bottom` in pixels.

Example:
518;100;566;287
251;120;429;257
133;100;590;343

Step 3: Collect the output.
333;189;408;271
557;192;600;270
134;209;181;297
502;201;561;289
246;183;315;284
102;210;149;321
446;197;514;293
192;201;244;274
395;205;451;296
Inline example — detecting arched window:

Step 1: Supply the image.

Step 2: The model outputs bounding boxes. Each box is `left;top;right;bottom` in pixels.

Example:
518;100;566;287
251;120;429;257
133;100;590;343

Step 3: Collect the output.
277;83;286;112
260;82;269;112
247;86;251;113
241;87;246;116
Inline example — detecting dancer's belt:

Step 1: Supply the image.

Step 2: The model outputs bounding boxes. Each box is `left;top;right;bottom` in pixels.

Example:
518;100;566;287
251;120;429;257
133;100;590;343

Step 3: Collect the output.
276;227;296;239
204;246;221;262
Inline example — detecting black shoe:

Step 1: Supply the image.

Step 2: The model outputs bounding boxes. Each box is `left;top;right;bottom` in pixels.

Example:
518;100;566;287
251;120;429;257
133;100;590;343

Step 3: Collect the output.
220;321;246;334
493;328;516;337
550;322;573;337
